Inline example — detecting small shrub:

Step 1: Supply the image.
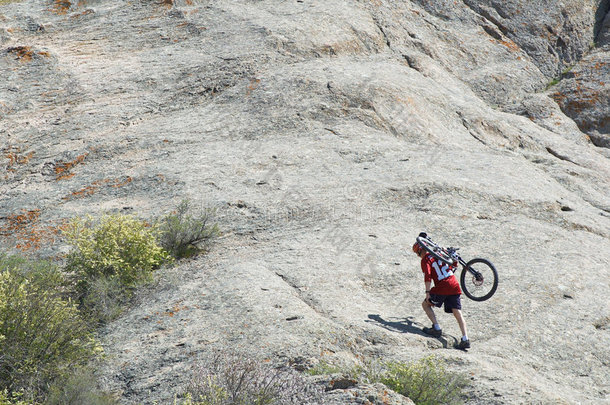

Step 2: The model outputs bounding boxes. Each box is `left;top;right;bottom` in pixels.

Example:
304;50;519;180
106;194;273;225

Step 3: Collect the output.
346;359;386;384
546;77;560;89
183;353;322;405
380;356;468;405
45;367;117;405
158;200;219;259
0;256;101;401
304;361;343;376
65;213;171;290
79;276;128;325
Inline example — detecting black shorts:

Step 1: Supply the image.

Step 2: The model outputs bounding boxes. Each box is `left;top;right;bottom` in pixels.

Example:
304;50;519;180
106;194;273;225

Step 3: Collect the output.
429;294;462;313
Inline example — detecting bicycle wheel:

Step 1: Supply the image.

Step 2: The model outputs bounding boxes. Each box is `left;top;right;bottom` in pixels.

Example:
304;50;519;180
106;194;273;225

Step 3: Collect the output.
460;258;498;301
416;236;454;265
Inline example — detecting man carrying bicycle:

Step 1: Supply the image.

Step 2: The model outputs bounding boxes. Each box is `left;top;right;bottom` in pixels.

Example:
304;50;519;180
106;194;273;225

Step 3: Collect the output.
413;233;470;350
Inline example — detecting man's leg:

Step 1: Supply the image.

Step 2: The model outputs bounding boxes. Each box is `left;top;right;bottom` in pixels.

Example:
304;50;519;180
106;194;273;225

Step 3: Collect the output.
452;308;467;337
422;298;443;337
422;299;438;325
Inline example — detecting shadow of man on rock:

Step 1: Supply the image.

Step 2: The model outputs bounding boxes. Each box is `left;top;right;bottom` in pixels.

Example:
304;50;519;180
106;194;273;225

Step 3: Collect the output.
366;314;455;349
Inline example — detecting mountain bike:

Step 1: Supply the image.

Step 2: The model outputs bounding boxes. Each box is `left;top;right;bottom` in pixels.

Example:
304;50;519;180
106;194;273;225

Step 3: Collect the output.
416;234;498;301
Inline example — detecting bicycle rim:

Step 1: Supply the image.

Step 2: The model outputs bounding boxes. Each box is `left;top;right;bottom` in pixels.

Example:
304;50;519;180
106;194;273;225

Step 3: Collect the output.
461;258;498;301
417;236;454;265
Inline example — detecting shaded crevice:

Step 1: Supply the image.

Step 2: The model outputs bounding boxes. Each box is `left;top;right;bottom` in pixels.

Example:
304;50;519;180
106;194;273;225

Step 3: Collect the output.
371;17;391;49
461;0;571;78
457;112;488;145
370;105;400;137
546;147;579;165
275;271;300;290
593;0;610;42
345;24;386;54
467;131;486;145
462;0;510;37
481;24;503;41
401;54;424;73
275;272;330;317
326;84;395;135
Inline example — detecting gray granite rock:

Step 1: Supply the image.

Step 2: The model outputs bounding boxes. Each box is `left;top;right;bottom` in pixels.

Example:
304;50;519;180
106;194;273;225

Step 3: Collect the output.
0;0;609;404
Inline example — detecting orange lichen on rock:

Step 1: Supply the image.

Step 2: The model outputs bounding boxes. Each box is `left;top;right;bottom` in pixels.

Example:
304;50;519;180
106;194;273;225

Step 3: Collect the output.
1;210;41;233
552;85;602;115
7;46;35;62
70;9;94;19
51;0;72;14
489;38;521;52
4;146;34;172
0;209;68;252
246;78;260;96
592;62;607;71
6;46;51;62
55;153;88;180
63;176;134;200
66;184;98;199
499;39;520;52
111;176;133;188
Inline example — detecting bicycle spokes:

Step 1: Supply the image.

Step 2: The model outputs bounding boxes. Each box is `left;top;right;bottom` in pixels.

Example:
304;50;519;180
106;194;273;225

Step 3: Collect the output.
461;258;498;302
471;271;484;286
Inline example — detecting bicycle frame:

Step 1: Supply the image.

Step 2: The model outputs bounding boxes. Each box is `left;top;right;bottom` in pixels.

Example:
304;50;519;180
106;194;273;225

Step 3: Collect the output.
446;248;484;282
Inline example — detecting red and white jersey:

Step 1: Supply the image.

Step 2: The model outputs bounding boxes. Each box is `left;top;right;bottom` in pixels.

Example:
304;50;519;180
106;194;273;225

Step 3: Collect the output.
421;253;461;295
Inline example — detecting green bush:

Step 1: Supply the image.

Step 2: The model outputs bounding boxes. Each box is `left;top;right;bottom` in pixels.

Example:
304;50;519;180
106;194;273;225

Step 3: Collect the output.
65;214;171;289
0;254;69;295
380;356;468;405
0;256;101;401
158;200;219;259
0;390;33;405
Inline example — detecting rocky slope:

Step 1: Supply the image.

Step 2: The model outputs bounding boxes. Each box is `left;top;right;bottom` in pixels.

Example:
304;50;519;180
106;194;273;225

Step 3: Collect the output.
1;0;609;404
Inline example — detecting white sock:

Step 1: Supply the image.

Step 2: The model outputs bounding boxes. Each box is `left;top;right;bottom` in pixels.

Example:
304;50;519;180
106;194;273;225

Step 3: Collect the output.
433;323;441;331
462;335;469;341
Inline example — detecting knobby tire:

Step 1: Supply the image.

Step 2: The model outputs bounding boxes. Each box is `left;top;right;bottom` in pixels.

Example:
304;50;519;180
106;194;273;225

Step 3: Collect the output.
460;258;498;301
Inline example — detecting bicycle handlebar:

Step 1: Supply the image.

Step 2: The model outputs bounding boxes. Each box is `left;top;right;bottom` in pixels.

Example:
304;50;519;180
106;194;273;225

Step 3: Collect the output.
445;247;466;266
